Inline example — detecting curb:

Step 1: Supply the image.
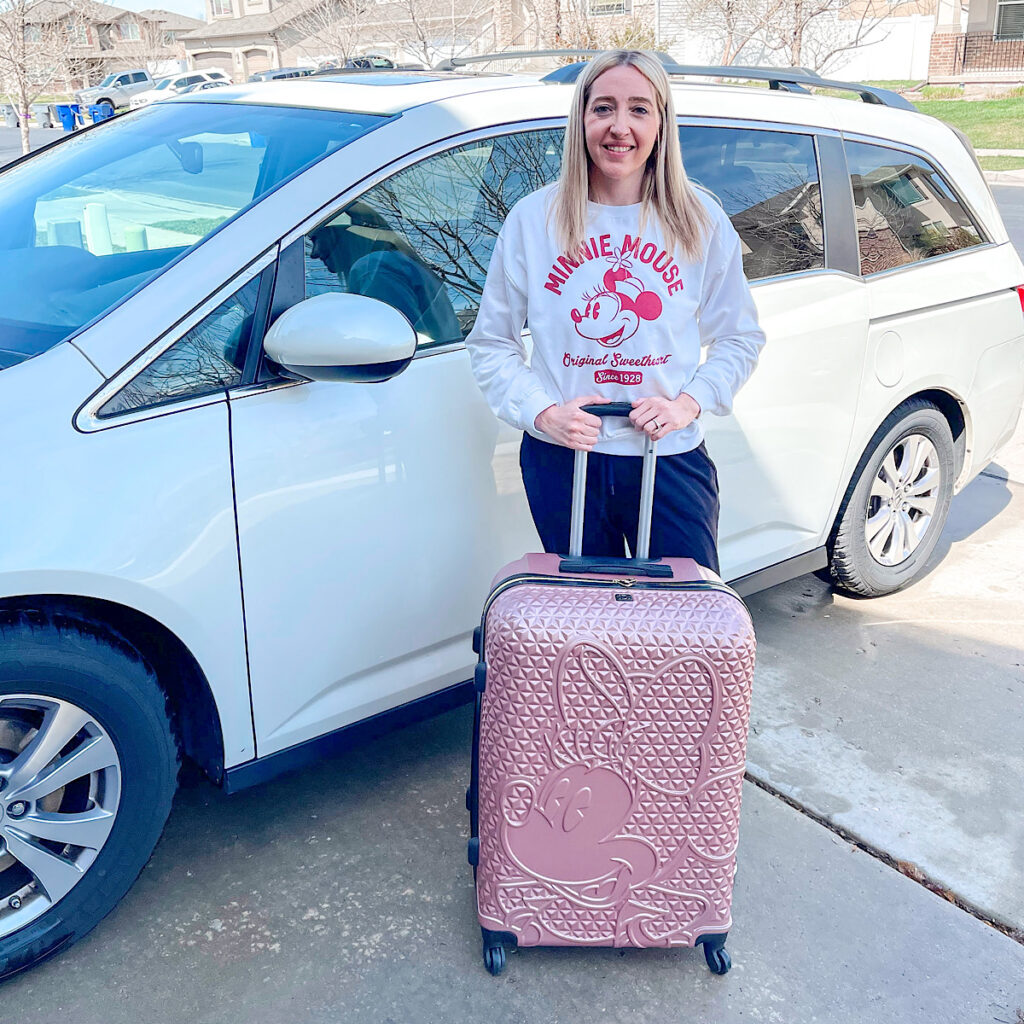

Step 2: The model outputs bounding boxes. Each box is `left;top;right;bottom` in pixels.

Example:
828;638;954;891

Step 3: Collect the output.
985;170;1024;186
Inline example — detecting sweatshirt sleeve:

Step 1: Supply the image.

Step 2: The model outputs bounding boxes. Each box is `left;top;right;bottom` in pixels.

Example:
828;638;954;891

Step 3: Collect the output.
683;213;767;418
465;229;557;433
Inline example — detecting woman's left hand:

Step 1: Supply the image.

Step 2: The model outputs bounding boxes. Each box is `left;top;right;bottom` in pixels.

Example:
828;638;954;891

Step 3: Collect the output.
630;394;701;441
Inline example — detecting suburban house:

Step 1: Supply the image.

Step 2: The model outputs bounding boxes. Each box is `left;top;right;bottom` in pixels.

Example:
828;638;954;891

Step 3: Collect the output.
929;0;1024;81
21;0;203;89
179;0;657;80
177;0;1022;84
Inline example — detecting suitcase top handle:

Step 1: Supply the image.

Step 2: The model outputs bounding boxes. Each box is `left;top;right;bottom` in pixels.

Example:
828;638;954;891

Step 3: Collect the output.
568;404;658;565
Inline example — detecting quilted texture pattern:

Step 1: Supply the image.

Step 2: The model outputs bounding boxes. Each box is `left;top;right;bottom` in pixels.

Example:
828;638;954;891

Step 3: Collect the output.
475;579;755;948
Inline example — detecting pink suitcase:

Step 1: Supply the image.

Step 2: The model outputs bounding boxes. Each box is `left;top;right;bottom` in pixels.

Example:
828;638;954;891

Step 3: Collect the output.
467;405;756;976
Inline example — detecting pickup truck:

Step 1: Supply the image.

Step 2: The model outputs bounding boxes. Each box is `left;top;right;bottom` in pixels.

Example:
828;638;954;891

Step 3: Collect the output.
74;69;154;110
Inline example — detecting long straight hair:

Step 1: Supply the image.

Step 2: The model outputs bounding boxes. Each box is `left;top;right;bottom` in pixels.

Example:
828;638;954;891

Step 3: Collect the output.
550;50;711;263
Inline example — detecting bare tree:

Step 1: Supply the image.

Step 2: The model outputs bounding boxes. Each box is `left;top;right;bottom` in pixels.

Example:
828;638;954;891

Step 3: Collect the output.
289;0;374;66
676;0;787;65
764;0;917;73
377;0;494;67
674;0;914;71
0;0;81;153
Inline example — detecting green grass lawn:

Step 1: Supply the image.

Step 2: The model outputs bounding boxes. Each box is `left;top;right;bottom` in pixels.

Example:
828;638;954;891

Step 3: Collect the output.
911;97;1024;150
978;155;1024;170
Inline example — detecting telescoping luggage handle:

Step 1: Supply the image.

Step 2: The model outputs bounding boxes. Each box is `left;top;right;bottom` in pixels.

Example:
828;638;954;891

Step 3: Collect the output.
561;402;672;578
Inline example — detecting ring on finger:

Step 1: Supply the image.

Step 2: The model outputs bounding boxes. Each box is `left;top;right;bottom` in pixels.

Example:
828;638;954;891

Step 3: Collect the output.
651;419;659;432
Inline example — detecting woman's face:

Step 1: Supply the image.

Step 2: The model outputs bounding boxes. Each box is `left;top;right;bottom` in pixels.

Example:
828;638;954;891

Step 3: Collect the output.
583;64;661;199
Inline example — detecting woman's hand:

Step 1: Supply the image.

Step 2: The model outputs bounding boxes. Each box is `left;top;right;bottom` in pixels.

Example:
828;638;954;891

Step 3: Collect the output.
535;396;611;451
630;394;701;441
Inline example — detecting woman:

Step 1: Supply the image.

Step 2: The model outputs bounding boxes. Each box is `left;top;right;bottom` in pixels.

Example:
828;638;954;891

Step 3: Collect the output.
465;50;766;573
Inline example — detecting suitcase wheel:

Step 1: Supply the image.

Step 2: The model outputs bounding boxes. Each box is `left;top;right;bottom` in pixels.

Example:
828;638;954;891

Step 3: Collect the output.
483;944;507;976
704;945;731;975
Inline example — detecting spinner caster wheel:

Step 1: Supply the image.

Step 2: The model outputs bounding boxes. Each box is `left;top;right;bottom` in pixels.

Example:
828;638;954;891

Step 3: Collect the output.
483;944;507;976
704;945;731;975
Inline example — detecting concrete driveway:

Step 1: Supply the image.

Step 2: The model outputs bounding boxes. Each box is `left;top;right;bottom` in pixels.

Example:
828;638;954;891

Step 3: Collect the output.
2;409;1023;1024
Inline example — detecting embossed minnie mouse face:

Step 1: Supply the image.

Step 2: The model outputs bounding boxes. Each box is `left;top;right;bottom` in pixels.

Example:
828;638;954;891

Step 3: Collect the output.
502;763;656;896
534;764;632;842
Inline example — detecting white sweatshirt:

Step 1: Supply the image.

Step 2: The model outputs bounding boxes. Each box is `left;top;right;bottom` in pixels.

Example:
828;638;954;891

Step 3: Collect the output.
466;183;767;456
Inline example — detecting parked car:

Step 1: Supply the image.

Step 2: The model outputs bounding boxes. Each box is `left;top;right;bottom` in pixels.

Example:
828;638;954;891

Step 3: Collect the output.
346;54;395;69
317;54;395;71
248;66;315;82
129;69;231;108
74;68;155;111
0;60;1022;982
180;80;231;93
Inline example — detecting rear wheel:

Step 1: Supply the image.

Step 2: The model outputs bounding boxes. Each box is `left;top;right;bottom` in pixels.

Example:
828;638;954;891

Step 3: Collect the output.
0;614;178;982
828;399;955;596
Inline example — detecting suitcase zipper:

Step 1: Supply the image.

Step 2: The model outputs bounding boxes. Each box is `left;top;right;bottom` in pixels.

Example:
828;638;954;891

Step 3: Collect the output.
479;572;742;630
473;571;747;677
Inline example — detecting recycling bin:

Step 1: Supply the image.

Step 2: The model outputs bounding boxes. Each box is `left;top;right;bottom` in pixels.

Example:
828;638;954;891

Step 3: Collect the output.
55;104;81;131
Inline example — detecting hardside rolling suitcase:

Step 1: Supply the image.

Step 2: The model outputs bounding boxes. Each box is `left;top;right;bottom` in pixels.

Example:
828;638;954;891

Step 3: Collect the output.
467;405;756;976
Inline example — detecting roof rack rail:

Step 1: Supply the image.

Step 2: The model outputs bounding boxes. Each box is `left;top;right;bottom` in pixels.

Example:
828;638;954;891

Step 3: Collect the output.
541;59;917;112
434;48;675;72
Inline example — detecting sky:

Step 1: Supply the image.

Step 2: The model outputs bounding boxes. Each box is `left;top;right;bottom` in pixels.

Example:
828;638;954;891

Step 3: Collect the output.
114;0;206;21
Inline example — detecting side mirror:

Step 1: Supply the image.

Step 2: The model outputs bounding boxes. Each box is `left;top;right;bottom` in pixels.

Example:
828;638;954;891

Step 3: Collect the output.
263;292;417;383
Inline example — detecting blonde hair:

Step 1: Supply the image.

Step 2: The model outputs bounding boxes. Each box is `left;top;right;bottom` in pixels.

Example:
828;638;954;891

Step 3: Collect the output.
550;49;711;263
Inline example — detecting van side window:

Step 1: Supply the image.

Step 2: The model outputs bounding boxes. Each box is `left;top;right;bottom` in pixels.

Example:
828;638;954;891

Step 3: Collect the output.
303;129;563;347
99;274;261;417
679;125;824;281
844;140;984;275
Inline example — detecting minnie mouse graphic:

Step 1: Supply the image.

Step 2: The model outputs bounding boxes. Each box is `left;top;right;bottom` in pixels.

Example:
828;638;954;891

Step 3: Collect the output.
570;246;663;348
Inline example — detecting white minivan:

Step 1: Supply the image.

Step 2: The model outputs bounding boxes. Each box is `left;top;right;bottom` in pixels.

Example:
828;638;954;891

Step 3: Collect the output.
0;60;1022;980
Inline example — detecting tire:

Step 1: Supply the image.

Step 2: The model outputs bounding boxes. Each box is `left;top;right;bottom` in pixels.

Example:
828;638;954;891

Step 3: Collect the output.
828;398;955;597
96;98;114;110
0;612;178;983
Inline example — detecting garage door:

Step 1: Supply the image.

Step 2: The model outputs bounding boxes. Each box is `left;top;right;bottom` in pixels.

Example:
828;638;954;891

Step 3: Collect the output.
193;50;233;73
244;49;272;75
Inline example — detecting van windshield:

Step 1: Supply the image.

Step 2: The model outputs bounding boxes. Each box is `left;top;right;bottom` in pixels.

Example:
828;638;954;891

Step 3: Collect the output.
0;102;385;370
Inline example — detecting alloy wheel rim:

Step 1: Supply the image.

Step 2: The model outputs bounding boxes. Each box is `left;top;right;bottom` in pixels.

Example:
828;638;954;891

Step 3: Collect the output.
864;433;941;567
0;695;121;940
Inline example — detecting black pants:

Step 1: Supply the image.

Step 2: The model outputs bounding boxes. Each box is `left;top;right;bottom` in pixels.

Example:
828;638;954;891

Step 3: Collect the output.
519;432;721;574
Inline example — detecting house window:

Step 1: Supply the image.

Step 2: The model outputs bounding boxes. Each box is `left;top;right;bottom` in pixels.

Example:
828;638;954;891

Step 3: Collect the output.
67;21;90;45
121;20;141;40
212;0;233;15
589;0;628;12
996;0;1024;39
24;24;42;41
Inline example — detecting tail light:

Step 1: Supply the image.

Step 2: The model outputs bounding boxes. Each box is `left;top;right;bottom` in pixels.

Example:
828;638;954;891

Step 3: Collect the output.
1018;285;1024;314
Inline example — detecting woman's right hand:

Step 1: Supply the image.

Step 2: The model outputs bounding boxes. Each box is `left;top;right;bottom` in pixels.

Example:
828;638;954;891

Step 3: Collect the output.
535;396;610;451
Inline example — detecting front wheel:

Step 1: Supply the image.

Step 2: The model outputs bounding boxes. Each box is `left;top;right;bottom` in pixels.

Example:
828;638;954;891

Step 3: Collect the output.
828;399;956;596
0;613;178;982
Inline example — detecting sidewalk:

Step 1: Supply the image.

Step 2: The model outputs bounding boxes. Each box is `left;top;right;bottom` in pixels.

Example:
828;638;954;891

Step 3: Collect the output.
979;150;1024;186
